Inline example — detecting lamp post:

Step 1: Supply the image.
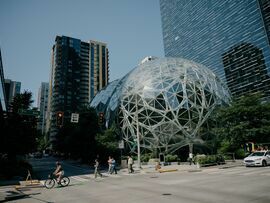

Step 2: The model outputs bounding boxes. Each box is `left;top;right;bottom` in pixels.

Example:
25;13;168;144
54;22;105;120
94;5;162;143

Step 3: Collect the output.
135;93;141;169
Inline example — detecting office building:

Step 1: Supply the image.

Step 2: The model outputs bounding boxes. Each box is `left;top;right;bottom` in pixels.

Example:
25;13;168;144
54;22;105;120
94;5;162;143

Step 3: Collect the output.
4;79;21;108
0;49;7;117
160;0;270;99
37;82;49;135
47;36;109;145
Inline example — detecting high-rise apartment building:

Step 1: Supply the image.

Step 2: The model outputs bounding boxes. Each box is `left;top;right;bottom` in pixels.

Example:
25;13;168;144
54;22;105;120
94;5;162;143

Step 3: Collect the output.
47;36;109;145
0;49;7;117
4;79;21;108
160;0;270;99
37;82;49;135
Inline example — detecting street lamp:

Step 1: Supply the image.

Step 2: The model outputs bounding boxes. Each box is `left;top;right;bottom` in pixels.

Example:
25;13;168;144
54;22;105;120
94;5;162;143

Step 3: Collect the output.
135;93;141;169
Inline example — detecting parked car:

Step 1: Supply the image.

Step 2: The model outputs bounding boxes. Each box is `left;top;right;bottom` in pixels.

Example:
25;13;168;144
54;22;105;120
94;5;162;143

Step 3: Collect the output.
244;150;270;167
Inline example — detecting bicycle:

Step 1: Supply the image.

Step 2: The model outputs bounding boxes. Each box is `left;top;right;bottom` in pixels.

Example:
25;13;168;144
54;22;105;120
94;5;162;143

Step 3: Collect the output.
44;173;70;189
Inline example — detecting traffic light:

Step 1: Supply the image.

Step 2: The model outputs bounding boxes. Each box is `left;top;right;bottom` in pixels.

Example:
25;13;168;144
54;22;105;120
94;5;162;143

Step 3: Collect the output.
56;111;64;127
98;112;104;125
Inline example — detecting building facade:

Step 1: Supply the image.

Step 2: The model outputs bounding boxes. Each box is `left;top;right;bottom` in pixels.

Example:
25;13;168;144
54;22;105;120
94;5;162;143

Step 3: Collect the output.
0;49;7;117
160;0;270;99
47;36;109;145
37;82;49;135
4;79;21;108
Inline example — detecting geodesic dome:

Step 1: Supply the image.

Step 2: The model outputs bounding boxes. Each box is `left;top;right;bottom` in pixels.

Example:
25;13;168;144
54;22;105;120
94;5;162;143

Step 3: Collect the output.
90;58;230;153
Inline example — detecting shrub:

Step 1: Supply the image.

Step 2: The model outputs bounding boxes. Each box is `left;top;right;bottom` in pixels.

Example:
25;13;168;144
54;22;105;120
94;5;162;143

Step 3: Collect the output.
216;154;225;164
194;154;225;166
141;154;151;162
165;154;178;162
235;149;246;159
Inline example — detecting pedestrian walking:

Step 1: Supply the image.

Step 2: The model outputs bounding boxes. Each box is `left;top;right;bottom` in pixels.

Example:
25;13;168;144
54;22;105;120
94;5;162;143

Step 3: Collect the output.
110;157;117;174
189;152;194;165
127;156;134;173
107;156;112;173
94;159;103;178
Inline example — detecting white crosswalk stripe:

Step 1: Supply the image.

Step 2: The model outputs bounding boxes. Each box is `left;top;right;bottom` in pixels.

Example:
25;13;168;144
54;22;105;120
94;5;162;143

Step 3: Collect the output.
121;173;141;176
260;173;270;176
204;166;270;176
70;175;89;182
68;173;123;183
105;174;121;178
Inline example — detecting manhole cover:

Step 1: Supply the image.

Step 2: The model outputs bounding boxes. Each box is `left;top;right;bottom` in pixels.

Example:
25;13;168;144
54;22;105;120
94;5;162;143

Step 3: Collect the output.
150;176;158;178
162;193;172;196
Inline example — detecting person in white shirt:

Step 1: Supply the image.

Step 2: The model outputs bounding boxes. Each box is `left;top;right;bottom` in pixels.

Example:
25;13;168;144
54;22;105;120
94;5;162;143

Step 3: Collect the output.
127;156;134;173
189;152;194;165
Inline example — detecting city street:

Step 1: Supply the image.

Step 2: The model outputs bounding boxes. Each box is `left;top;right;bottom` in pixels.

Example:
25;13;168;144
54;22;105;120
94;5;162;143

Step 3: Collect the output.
5;157;270;203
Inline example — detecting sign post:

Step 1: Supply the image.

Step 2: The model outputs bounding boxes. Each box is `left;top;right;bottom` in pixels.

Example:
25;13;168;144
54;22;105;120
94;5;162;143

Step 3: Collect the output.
118;140;124;168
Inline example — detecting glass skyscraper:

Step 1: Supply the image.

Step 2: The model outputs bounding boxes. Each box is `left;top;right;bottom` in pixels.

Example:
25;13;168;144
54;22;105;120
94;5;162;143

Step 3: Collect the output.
47;36;109;145
160;0;270;99
4;79;21;108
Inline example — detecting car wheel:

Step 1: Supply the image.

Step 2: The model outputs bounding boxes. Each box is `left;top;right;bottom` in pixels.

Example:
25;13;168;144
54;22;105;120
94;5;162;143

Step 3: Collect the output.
262;160;267;167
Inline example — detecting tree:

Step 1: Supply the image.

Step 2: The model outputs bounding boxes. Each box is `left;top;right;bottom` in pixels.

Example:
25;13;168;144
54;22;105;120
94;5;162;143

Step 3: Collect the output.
0;91;37;179
9;91;33;113
55;107;99;162
0;91;38;157
211;93;270;153
37;131;50;151
96;123;119;161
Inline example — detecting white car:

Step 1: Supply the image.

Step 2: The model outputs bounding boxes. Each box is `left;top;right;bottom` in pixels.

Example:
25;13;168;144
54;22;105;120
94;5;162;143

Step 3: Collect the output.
244;150;270;167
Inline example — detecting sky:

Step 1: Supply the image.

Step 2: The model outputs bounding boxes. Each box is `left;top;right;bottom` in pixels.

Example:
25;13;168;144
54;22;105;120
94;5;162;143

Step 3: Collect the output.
0;0;164;106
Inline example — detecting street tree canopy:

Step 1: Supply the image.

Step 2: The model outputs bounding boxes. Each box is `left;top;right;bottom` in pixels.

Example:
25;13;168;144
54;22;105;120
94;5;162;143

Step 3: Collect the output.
211;93;270;152
1;91;37;156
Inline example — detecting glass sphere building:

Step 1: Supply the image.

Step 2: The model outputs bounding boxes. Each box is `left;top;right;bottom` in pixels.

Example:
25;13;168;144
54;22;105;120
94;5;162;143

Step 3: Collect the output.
90;58;230;153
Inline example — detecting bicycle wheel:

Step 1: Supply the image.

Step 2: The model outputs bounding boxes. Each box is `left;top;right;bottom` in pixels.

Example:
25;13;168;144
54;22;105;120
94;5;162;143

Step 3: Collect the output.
60;176;70;187
45;179;55;189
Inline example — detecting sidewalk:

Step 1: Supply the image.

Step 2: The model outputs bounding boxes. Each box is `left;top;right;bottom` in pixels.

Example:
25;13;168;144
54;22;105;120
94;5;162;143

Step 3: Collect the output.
123;159;244;174
0;185;27;202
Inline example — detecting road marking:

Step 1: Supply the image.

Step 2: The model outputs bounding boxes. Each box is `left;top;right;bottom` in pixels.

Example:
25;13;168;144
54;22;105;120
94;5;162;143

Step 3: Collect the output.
83;174;93;178
260;173;270;176
105;174;121;178
70;175;89;182
203;167;270;177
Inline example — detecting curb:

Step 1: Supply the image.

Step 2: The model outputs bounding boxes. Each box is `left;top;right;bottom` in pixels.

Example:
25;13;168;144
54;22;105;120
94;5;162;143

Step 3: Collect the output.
219;164;244;169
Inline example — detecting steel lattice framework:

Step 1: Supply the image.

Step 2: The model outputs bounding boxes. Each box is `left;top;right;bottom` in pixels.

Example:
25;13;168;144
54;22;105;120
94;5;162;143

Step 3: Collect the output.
91;58;230;153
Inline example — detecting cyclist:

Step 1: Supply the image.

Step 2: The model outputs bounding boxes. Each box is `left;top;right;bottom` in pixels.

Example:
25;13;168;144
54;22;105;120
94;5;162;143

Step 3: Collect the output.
54;161;64;183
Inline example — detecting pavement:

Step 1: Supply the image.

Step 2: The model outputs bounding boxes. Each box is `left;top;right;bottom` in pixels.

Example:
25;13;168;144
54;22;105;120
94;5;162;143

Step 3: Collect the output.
130;159;244;174
0;159;243;202
0;186;27;202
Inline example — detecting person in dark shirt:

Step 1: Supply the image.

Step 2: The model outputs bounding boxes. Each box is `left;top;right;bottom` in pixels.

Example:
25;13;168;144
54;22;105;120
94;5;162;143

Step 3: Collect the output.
110;157;117;174
54;161;64;183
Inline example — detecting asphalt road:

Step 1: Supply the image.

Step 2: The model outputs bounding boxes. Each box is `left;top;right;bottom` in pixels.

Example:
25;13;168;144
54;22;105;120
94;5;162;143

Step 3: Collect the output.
10;157;270;203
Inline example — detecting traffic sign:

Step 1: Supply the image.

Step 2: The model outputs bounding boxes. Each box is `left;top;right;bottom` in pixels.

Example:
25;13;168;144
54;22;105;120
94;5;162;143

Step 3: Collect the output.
71;113;79;123
118;140;124;149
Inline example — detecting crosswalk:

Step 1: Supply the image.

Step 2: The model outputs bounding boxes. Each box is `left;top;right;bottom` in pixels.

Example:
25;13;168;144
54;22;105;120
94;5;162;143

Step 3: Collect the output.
69;172;138;183
42;166;270;185
202;166;270;176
